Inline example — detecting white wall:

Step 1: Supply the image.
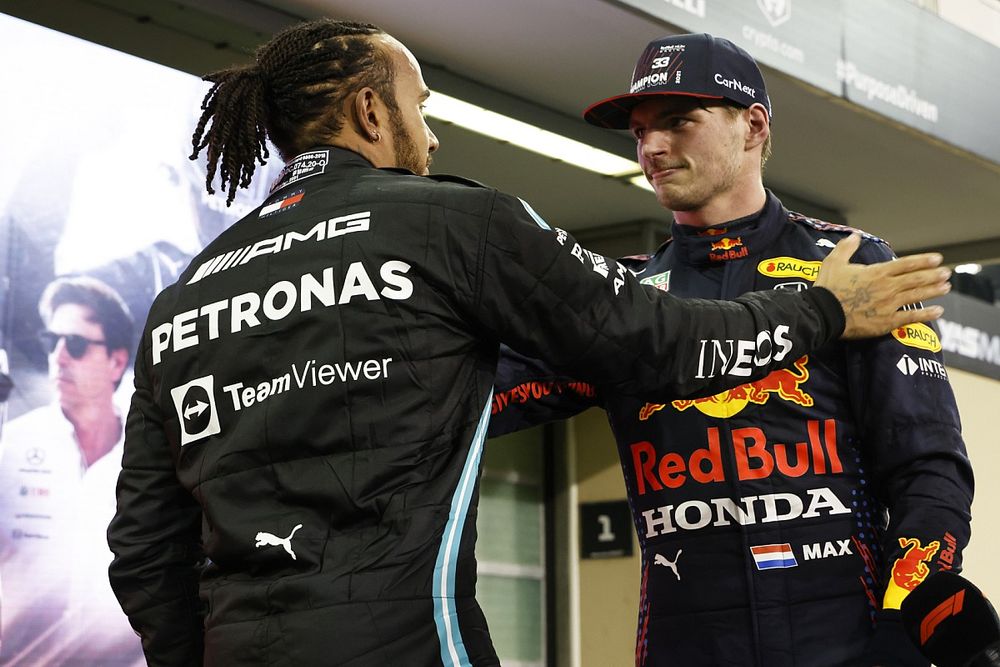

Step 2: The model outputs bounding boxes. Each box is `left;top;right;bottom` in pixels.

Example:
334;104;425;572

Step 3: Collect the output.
945;367;1000;601
938;0;1000;47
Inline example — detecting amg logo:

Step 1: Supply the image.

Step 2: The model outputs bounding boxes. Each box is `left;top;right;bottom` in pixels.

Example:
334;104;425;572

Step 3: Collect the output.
188;211;370;284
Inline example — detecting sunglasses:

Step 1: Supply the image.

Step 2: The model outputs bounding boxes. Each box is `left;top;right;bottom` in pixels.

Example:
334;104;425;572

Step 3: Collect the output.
38;330;109;360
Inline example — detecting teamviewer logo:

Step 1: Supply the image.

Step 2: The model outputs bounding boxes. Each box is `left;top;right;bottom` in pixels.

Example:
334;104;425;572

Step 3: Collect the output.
171;375;221;446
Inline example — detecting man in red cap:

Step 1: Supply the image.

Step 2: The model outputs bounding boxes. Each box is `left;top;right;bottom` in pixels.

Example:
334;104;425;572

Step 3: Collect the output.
491;33;973;666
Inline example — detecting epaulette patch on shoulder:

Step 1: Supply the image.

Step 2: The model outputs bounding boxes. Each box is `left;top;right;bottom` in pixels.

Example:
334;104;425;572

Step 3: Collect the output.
619;253;652;269
426;173;490;188
619;235;673;269
788;212;887;245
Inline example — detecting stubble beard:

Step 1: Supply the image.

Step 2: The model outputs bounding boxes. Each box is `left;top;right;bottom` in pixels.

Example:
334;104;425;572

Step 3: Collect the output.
654;148;743;213
388;104;425;175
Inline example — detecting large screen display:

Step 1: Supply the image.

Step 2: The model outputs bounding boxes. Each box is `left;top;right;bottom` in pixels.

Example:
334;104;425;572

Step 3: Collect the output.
0;14;278;665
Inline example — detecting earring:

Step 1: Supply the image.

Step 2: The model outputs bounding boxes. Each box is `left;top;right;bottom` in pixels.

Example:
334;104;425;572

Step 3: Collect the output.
371;131;380;142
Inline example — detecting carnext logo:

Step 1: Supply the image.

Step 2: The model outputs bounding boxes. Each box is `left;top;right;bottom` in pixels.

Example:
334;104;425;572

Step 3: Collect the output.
715;73;756;97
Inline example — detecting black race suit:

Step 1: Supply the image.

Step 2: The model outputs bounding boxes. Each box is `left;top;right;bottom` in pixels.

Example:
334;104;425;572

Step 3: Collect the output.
490;192;974;667
107;150;845;667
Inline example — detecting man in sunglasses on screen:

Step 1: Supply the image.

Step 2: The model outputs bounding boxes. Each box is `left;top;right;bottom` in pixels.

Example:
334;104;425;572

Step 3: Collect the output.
0;276;143;664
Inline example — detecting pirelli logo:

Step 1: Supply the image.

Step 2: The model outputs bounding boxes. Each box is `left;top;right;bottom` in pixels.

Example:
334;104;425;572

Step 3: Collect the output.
188;211;371;284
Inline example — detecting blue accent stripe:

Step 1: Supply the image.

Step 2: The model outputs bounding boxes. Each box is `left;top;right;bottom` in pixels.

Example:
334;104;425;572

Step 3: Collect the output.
755;558;798;570
518;197;550;229
433;390;494;667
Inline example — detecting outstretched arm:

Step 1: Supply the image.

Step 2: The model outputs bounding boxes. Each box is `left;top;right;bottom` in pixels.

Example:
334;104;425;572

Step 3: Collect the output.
488;344;601;437
467;194;949;400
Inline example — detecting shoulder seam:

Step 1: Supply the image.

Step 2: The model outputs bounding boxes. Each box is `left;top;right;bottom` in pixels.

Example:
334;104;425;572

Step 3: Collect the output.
788;211;888;246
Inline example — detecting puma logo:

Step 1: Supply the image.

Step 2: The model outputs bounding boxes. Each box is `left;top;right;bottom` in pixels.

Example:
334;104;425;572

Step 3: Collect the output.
654;549;682;580
254;524;303;560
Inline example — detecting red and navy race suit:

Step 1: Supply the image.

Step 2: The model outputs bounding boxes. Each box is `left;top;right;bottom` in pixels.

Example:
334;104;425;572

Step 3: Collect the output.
107;152;846;667
490;192;974;667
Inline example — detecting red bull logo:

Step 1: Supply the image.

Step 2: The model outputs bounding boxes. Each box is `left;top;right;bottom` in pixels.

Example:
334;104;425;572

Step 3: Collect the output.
630;418;843;495
938;532;958;571
640;357;812;420
639;402;668;421
708;236;748;261
710;237;743;251
884;537;941;609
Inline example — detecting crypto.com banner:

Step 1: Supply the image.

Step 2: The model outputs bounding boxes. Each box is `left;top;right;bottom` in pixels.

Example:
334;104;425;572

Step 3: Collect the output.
610;0;1000;166
0;14;276;665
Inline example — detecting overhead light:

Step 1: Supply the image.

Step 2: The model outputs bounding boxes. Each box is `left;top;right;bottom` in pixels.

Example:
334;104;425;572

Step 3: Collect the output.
954;263;982;274
425;91;643;182
629;174;654;192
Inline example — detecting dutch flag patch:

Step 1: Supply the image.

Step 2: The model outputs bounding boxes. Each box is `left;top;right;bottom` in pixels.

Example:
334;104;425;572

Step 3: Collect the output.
750;543;798;570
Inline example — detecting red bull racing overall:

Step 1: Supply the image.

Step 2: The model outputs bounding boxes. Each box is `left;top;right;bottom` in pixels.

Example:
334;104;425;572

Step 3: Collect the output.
490;191;974;667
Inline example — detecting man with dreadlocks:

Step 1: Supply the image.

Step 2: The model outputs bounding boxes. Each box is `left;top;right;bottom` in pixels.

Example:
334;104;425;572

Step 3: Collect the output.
106;18;950;666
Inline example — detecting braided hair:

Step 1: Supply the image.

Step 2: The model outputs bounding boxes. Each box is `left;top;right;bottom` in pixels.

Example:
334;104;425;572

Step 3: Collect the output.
190;19;395;205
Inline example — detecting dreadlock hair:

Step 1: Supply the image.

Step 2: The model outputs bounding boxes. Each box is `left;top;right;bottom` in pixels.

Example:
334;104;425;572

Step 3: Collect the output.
190;19;396;205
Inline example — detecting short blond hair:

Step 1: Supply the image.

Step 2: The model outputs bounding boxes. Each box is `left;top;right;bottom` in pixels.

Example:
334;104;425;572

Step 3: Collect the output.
722;104;771;172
